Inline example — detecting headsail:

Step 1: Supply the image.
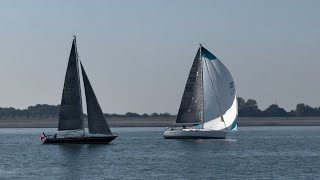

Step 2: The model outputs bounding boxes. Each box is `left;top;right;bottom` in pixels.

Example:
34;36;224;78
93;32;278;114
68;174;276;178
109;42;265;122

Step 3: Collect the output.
80;62;112;135
58;37;84;131
201;46;238;130
176;49;203;124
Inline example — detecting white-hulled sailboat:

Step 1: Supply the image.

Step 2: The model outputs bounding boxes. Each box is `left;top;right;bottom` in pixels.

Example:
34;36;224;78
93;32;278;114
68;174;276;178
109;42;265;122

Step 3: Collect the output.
163;45;238;139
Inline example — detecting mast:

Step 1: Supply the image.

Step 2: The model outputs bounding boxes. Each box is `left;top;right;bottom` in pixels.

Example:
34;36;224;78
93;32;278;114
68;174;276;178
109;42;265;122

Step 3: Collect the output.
200;44;204;129
74;36;85;135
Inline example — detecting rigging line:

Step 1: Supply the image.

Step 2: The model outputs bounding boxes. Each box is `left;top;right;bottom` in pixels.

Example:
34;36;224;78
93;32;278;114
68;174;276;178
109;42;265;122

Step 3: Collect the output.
199;46;204;128
203;57;227;130
74;38;85;135
195;49;204;126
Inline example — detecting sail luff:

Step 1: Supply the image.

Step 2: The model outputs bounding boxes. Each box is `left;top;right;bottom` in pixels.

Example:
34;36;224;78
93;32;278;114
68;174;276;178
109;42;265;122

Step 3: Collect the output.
200;45;204;128
58;37;84;131
80;62;112;135
74;37;85;133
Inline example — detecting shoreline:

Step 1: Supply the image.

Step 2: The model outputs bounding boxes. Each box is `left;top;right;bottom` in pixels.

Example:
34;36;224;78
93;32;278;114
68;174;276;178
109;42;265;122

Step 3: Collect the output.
0;117;320;128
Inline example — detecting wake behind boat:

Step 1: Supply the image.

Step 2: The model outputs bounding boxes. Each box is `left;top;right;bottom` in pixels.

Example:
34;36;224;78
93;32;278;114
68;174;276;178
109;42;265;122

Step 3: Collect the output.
42;36;117;144
163;45;238;139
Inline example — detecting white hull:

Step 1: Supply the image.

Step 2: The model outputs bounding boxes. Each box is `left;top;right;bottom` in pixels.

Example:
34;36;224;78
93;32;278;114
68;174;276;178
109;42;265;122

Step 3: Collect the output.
163;128;227;139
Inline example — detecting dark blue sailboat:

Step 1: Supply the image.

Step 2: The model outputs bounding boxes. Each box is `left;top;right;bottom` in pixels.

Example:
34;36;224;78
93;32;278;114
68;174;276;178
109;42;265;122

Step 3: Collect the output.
42;37;117;144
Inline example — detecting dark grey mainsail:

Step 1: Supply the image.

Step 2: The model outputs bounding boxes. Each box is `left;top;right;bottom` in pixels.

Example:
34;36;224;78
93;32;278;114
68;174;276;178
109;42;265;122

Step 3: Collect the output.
176;48;203;123
58;38;84;131
80;62;112;135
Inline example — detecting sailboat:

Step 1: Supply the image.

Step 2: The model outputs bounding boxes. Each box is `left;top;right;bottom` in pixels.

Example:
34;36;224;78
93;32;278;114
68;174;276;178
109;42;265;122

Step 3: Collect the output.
42;36;117;144
163;45;238;139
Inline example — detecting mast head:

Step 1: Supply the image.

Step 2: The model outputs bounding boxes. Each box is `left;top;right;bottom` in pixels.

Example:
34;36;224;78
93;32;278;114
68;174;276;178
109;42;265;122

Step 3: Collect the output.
73;35;77;43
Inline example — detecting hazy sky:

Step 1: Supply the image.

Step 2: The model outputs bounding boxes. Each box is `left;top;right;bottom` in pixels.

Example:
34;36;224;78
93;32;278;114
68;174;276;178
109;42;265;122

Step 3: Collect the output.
0;0;319;114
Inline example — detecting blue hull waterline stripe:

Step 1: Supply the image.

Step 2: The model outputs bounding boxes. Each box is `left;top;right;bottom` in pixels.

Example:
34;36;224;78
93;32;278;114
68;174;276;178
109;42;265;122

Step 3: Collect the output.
193;123;202;129
229;116;238;132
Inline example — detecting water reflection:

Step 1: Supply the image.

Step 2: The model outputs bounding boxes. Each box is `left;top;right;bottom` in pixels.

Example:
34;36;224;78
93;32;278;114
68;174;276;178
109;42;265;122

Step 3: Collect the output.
57;145;83;179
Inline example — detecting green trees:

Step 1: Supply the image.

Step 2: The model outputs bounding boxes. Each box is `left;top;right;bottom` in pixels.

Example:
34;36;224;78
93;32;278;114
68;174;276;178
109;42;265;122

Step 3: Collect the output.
262;104;287;117
0;104;60;118
288;103;320;117
238;97;289;117
0;105;175;119
2;98;320;118
238;97;320;117
238;98;262;116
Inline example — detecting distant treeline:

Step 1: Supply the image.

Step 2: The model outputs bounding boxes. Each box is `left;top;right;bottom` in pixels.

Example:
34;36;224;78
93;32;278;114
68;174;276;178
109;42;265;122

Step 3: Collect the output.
1;97;320;118
0;104;174;119
238;97;320;117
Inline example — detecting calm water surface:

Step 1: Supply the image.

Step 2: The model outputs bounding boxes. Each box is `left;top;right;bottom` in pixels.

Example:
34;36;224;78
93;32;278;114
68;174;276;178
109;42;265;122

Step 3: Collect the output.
0;126;319;179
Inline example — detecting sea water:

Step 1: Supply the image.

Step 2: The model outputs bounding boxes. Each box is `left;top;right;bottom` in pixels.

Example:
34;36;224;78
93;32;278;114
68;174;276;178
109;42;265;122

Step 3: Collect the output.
0;126;319;179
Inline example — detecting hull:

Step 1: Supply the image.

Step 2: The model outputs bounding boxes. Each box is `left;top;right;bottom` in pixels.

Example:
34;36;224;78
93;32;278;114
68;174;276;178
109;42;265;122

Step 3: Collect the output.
43;135;117;144
163;128;227;139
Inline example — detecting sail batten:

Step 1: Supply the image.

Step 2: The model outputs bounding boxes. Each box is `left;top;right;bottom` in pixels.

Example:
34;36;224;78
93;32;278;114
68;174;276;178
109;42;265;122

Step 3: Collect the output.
58;38;84;131
80;62;112;135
